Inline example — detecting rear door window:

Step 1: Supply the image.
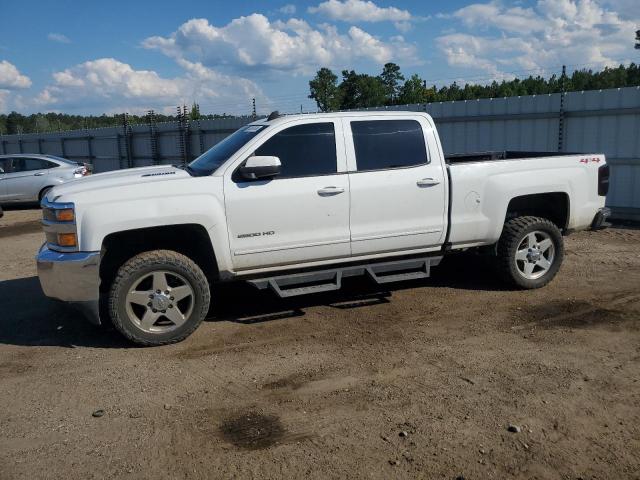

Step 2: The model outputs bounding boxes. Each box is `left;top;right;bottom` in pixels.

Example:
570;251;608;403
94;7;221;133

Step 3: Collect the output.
13;158;55;172
351;120;427;171
254;122;337;178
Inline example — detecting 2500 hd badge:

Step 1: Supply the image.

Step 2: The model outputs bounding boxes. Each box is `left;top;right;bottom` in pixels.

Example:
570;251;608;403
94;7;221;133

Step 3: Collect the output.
237;231;275;239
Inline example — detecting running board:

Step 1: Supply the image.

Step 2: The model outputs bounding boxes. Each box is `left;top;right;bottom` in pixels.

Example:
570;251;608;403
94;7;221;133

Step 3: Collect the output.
247;256;442;298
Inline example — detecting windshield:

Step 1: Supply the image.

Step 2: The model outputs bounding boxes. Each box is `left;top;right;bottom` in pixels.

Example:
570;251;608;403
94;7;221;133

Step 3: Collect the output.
188;124;266;176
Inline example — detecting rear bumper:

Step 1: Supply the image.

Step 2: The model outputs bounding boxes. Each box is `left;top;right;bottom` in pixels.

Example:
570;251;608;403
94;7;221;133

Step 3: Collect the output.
591;207;611;230
36;244;102;325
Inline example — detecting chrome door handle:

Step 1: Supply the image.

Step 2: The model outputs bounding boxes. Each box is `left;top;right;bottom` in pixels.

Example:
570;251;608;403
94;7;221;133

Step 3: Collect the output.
417;178;440;187
317;186;345;196
34;172;45;176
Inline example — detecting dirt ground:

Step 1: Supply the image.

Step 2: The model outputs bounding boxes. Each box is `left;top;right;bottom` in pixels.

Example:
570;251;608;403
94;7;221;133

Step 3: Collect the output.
0;207;639;480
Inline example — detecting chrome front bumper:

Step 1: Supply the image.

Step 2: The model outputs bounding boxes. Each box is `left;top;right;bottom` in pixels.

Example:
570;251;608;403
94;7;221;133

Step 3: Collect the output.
36;244;102;325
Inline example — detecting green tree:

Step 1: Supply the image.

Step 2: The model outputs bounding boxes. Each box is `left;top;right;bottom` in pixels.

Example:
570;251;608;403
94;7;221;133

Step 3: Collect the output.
308;68;342;112
189;102;201;120
6;111;24;135
398;74;433;104
338;70;386;109
379;62;404;104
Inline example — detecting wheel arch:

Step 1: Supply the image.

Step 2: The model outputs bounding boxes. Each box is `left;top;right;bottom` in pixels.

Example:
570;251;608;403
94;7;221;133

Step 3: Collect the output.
99;224;219;294
504;192;570;231
38;185;55;201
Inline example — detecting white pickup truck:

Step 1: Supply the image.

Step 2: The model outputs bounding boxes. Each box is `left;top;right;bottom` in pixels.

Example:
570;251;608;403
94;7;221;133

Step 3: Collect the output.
37;111;610;345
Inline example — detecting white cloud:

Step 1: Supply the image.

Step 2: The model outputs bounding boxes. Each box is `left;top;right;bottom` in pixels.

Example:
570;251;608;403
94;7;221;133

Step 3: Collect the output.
0;60;32;89
437;0;639;79
393;21;413;33
0;90;9;112
279;4;296;15
309;0;412;22
452;3;546;33
32;58;266;115
142;14;419;74
48;33;71;44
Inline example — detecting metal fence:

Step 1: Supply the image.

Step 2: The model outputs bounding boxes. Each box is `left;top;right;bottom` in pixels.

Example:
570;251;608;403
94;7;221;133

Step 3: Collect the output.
0;116;258;173
1;86;639;219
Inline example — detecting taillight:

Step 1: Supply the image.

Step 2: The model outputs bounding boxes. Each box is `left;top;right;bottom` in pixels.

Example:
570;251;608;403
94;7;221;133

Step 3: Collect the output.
73;167;88;177
598;164;610;196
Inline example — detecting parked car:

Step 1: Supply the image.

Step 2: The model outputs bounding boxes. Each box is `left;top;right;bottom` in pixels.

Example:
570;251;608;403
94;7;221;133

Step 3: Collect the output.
0;154;89;205
36;111;610;345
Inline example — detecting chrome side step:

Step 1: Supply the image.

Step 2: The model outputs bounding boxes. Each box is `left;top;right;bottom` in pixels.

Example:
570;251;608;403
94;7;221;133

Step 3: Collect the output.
247;256;442;298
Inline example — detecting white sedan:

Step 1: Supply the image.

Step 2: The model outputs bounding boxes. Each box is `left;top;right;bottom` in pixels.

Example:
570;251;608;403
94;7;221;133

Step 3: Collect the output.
0;154;89;205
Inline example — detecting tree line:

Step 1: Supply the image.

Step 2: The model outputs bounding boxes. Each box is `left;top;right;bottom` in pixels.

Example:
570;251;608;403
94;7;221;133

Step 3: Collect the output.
308;63;640;111
0;104;231;136
2;63;639;135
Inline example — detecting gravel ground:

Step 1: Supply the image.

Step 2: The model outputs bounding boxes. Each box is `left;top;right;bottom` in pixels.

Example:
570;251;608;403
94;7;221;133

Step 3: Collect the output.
0;207;639;480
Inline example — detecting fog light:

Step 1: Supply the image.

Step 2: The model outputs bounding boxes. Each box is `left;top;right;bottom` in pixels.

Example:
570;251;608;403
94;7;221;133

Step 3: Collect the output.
57;233;77;247
55;208;75;222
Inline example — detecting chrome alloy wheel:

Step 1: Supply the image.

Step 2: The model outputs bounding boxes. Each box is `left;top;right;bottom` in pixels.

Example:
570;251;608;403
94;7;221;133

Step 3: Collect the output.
125;270;195;333
514;230;555;280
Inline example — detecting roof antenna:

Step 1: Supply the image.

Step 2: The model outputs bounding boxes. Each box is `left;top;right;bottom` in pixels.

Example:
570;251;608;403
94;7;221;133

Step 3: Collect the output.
267;111;281;121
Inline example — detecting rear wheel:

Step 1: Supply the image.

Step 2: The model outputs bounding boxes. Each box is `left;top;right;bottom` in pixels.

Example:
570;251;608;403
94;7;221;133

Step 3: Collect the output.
109;250;210;346
497;216;564;289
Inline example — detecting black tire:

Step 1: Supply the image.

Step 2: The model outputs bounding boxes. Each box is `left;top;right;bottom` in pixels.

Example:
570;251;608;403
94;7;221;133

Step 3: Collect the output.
109;250;210;346
496;216;564;289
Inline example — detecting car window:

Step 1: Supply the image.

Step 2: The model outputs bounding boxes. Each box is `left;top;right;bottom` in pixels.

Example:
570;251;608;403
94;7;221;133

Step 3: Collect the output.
13;158;56;172
0;158;12;173
351;120;427;171
253;122;337;178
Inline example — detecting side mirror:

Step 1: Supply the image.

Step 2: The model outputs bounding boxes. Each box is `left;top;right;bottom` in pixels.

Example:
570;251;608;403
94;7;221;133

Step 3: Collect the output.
239;156;281;180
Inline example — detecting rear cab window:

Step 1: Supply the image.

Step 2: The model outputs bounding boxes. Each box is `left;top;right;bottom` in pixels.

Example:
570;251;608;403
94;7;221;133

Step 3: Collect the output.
350;119;428;171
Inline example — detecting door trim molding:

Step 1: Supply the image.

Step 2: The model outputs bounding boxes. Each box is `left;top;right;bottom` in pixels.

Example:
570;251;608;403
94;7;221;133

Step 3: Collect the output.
234;238;350;256
351;229;442;243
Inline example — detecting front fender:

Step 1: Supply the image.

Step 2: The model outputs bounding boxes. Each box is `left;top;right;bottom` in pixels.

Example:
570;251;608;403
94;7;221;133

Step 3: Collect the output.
75;194;232;276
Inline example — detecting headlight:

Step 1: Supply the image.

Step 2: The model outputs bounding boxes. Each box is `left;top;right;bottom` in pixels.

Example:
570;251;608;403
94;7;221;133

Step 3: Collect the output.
55;208;75;222
41;199;78;252
57;233;78;247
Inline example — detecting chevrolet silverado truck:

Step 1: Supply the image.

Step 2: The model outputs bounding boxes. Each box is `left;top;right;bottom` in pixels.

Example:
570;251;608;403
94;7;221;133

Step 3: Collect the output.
37;111;611;345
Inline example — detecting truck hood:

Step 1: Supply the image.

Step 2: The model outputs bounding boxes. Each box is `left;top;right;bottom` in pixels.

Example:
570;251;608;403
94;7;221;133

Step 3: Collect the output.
47;165;192;201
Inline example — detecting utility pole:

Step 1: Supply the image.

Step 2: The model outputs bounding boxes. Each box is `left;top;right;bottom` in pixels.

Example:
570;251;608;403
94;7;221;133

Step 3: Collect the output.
557;65;566;152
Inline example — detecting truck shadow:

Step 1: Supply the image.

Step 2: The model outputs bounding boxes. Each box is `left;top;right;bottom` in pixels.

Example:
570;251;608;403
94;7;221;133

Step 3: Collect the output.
0;276;129;348
212;253;507;324
0;254;507;348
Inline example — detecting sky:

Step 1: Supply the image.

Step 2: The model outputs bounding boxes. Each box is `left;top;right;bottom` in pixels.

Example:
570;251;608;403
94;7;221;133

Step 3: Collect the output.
0;0;638;116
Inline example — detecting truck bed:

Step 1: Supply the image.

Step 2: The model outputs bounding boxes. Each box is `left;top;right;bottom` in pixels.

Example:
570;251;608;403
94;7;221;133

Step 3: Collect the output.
445;151;580;164
446;152;606;249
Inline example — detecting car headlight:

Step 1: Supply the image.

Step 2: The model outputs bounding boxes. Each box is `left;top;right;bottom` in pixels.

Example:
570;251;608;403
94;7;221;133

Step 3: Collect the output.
41;199;78;252
55;208;75;222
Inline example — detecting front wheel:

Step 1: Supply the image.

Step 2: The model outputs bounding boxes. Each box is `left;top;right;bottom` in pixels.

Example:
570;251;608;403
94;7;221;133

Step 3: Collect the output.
109;250;211;346
496;216;564;289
